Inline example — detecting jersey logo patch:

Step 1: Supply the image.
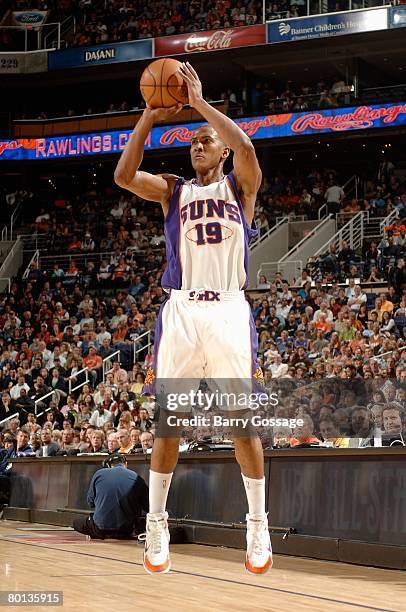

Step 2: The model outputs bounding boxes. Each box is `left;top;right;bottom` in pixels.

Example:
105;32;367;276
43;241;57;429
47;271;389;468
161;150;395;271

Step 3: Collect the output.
253;367;264;383
145;367;155;385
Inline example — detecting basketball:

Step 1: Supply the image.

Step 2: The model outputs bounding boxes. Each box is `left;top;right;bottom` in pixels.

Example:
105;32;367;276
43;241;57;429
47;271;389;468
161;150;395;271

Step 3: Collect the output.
140;58;188;108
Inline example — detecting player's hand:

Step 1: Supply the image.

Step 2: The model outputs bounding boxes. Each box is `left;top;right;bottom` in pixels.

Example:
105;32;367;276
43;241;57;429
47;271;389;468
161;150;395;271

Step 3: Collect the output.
178;62;203;108
144;104;183;123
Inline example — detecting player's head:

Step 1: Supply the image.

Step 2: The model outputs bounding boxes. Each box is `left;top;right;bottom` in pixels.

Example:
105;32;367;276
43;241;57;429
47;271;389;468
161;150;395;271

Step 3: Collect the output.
190;125;229;173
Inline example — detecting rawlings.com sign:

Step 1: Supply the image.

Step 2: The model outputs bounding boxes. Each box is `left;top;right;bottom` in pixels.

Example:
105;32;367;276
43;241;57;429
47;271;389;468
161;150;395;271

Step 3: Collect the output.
1;102;405;161
155;24;265;56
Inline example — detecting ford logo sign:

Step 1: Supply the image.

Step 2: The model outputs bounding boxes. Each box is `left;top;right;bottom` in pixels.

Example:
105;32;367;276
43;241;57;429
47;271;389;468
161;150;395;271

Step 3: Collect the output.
14;12;44;24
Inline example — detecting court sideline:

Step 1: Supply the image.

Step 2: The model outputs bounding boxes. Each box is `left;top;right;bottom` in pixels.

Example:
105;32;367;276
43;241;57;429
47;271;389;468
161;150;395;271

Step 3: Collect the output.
0;521;405;611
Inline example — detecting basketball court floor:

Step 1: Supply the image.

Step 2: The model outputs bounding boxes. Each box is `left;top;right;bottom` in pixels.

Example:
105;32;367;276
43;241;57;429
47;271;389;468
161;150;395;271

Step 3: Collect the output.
0;521;404;611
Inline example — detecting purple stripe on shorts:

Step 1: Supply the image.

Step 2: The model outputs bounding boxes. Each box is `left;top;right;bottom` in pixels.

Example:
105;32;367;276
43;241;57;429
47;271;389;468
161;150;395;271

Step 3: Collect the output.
249;306;260;377
142;297;168;396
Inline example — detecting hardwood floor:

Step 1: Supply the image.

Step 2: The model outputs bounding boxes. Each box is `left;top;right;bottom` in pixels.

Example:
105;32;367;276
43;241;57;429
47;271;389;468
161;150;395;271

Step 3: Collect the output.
0;521;404;612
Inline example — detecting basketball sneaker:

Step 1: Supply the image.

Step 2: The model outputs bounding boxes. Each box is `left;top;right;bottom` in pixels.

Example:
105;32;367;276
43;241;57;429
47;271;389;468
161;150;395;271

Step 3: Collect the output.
245;513;273;575
142;511;171;574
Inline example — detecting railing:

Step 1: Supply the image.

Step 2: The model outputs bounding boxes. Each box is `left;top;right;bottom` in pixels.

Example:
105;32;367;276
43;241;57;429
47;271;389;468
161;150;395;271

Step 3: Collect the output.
38;251;115;272
365;348;399;364
0;240;21;276
43;16;75;50
318;175;359;220
68;367;89;394
102;350;120;382
17;233;50;253
34;389;58;417
365;217;386;239
314;211;365;257
10;203;22;242
0;277;11;292
380;208;399;234
257;260;303;286
275;215;306;224
250;217;288;251
0;203;22;242
280;216;334;262
343;174;359;201
133;330;152;364
0;22;62;51
22;250;39;280
318;204;328;220
336;210;367;227
0;412;19;427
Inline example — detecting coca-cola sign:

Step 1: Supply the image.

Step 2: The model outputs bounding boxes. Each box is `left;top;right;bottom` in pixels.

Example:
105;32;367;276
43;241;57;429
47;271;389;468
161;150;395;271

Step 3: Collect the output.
155;24;266;57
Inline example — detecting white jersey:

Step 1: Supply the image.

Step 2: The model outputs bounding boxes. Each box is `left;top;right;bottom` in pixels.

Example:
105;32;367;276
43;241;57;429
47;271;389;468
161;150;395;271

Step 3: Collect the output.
161;172;256;291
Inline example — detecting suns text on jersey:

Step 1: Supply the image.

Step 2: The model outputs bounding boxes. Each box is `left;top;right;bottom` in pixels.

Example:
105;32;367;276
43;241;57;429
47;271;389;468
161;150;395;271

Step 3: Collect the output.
180;199;241;225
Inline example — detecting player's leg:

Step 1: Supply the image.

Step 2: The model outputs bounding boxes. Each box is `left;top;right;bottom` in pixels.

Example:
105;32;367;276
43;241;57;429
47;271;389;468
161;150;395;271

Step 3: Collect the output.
143;296;203;574
205;297;272;574
234;435;272;574
143;437;179;574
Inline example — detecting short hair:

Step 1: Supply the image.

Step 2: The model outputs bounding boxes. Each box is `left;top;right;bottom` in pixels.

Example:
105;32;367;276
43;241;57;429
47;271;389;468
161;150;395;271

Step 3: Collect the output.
91;429;105;442
383;403;402;416
140;430;154;440
117;428;130;440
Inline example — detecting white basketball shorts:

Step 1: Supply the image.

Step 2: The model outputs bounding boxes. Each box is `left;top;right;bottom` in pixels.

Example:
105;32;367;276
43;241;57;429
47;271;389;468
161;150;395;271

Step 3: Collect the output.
144;289;261;390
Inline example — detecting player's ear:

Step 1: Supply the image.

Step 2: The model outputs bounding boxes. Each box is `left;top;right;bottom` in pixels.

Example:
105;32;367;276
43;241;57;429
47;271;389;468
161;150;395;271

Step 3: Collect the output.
222;147;230;161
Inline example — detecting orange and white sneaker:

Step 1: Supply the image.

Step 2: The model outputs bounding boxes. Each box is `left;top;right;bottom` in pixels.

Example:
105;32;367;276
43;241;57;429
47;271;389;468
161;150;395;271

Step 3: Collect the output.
142;511;171;575
245;513;273;575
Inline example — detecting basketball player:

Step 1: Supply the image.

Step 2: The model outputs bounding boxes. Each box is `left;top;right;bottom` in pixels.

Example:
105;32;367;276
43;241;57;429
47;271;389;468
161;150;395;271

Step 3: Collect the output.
115;62;272;575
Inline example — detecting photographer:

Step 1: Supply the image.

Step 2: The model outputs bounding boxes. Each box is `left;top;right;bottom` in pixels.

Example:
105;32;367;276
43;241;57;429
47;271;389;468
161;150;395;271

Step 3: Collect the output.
72;453;148;539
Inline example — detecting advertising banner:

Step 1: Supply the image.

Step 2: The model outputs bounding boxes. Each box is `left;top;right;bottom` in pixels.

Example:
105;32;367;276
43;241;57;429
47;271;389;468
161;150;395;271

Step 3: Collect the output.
390;6;406;29
48;39;153;70
1;102;405;161
0;51;47;74
267;7;388;44
12;11;48;25
155;24;265;56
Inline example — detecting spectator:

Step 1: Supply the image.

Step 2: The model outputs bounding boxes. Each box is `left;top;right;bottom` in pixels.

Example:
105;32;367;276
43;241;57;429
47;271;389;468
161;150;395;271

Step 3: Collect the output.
36;429;60;457
87;430;108;454
107;431;120;453
89;404;113;428
325;179;344;215
117;428;133;453
111;361;128;385
140;430;154;453
72;453;148;539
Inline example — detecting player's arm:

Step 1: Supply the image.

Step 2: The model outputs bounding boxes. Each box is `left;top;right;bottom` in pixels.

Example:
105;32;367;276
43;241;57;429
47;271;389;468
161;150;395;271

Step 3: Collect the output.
114;105;182;210
179;62;262;210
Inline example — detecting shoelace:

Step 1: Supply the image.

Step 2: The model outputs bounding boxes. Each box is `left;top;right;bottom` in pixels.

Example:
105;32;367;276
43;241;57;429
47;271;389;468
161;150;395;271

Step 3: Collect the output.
139;517;166;554
248;518;266;556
